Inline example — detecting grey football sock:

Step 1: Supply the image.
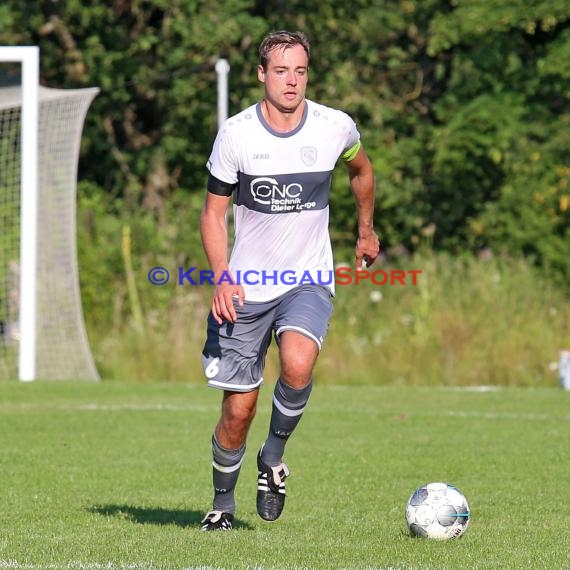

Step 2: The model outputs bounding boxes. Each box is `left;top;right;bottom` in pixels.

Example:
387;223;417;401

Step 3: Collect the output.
211;434;245;514
261;376;313;467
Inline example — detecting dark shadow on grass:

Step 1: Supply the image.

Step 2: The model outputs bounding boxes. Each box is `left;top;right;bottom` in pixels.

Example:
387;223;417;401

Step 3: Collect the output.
89;504;254;530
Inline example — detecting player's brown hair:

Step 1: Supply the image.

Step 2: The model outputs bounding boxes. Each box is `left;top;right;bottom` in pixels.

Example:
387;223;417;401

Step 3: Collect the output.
259;30;311;70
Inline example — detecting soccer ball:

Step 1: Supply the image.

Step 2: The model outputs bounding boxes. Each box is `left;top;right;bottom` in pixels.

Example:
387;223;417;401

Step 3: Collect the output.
405;482;470;540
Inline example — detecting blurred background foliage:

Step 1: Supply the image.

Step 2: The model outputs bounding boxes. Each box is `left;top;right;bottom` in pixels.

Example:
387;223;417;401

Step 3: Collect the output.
0;0;568;383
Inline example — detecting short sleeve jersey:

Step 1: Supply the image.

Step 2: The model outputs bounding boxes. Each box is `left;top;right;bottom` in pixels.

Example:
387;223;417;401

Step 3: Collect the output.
206;99;360;302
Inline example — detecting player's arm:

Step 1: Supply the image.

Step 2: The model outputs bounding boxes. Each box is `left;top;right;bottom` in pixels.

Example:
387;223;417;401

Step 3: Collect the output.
200;183;244;324
344;143;380;269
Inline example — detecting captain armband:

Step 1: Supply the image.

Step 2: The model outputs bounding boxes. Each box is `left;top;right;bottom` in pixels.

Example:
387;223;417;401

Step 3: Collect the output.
207;173;238;196
341;140;361;162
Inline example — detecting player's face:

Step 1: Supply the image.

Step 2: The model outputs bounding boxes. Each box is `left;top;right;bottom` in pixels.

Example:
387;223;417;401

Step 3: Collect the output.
258;44;308;114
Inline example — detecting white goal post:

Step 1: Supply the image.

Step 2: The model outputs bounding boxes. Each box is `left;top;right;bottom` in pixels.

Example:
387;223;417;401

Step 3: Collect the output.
0;46;99;381
1;47;38;382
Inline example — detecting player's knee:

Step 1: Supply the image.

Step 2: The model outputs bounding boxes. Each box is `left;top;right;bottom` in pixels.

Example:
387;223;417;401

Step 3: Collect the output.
279;332;319;386
281;359;313;388
223;401;257;431
281;366;312;390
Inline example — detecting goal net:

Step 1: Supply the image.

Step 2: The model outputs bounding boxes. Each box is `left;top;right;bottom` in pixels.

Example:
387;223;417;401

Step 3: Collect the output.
0;50;99;381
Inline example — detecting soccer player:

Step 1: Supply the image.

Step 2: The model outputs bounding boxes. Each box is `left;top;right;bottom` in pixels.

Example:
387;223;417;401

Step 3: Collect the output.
200;30;380;530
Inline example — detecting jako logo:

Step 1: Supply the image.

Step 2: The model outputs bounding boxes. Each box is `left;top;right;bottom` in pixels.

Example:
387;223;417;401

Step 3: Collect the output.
250;177;303;205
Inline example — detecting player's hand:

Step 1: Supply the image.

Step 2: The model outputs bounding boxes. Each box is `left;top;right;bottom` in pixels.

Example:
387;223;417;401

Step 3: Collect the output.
211;282;245;325
355;230;381;269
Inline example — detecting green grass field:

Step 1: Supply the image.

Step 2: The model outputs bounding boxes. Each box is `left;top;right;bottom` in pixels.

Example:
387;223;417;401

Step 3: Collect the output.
1;380;569;569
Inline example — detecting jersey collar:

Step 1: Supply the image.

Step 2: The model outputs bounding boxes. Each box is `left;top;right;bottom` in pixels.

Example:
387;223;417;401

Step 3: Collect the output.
256;100;308;138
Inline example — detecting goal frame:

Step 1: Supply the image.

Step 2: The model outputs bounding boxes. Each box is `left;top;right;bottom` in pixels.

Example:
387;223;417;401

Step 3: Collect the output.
0;46;40;381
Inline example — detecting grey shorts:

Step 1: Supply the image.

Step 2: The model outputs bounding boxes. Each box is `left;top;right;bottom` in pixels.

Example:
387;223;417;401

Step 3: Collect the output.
202;284;333;392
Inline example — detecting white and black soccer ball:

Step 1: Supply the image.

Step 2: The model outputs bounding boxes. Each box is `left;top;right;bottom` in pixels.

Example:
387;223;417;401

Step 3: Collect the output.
405;482;470;540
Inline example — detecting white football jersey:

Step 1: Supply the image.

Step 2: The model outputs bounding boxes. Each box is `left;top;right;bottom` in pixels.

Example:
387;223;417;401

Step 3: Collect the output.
206;99;360;301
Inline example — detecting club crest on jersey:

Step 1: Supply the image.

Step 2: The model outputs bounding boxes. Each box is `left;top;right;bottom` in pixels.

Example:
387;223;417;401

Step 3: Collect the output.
300;146;318;166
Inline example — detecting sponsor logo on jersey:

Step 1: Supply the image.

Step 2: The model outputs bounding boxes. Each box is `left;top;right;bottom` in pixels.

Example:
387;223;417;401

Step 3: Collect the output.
253;153;270;160
250;177;303;209
239;171;332;213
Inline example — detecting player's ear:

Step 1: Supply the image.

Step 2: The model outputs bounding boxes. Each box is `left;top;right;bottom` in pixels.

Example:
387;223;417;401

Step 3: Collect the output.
258;65;266;83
